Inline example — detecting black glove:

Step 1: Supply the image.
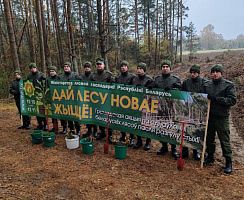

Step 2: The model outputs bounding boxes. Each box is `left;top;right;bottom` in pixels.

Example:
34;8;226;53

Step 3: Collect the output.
147;85;153;90
172;83;181;89
207;94;217;100
164;86;171;91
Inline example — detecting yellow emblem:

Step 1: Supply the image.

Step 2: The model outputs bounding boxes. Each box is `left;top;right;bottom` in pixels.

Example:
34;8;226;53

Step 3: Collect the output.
24;80;35;97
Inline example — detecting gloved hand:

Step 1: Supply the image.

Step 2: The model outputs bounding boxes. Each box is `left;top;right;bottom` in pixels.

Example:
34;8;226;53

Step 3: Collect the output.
207;94;217;100
164;86;171;91
147;85;153;90
172;83;181;89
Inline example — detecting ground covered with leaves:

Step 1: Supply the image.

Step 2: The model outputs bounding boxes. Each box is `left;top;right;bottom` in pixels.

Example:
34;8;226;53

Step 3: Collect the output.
0;51;244;199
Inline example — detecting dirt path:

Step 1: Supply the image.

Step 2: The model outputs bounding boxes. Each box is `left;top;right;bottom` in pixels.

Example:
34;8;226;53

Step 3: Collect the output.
0;101;243;200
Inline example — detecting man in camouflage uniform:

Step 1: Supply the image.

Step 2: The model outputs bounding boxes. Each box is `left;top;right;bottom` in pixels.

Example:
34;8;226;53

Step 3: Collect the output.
10;70;31;129
27;63;47;131
115;60;136;146
204;64;236;174
58;62;81;135
182;64;208;160
131;62;154;151
80;61;97;138
46;66;59;132
90;58;114;143
154;60;181;158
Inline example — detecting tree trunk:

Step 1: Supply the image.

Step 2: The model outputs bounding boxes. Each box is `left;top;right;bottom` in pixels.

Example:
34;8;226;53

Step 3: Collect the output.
116;0;120;68
35;0;46;73
40;0;52;68
51;0;64;68
27;0;36;63
3;0;20;69
0;19;6;63
67;0;77;73
97;0;106;59
180;0;183;62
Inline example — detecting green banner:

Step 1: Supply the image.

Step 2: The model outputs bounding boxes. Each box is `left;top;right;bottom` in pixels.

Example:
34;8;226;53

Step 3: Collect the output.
21;79;209;150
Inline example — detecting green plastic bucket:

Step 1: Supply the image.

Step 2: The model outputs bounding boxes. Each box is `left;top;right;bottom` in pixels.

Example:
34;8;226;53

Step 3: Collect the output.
42;133;55;147
114;145;127;159
29;130;43;144
80;138;93;154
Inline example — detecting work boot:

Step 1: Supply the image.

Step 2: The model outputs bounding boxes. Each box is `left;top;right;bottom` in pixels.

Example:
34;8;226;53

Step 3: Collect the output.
120;132;126;142
83;132;91;138
61;126;67;134
182;147;189;158
93;131;98;138
18;124;25;129
171;144;179;159
133;137;142;149
224;157;232;174
25;124;31;130
203;153;214;164
157;143;168;155
34;124;43;130
193;149;201;161
108;136;113;144
144;138;151;151
96;131;106;140
43;122;48;131
76;127;81;136
128;136;134;147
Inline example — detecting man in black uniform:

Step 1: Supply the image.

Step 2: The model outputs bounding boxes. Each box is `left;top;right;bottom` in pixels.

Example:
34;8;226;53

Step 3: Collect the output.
131;62;154;151
182;64;208;160
90;58;114;143
154;60;181;158
80;61;98;138
58;62;81;135
10;70;31;129
115;60;136;146
27;63;47;131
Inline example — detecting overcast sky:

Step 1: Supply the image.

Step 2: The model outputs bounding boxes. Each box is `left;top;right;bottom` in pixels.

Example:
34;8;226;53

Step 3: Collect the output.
183;0;244;40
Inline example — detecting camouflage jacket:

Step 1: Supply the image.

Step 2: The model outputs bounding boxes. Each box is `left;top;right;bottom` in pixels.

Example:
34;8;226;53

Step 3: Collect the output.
90;70;113;83
154;73;181;90
58;71;80;80
27;71;46;87
131;74;154;87
182;76;208;93
205;77;237;118
80;71;93;81
115;71;136;85
9;78;21;100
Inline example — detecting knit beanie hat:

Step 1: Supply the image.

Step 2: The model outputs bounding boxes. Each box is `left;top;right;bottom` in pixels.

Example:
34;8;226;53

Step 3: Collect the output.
190;64;200;74
211;64;223;74
96;58;104;64
29;63;37;69
161;60;171;68
84;61;92;68
137;62;147;72
14;70;21;76
121;60;129;68
63;62;71;68
49;66;57;72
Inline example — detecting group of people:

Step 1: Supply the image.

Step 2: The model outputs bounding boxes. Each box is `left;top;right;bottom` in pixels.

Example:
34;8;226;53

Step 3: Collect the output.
10;58;236;174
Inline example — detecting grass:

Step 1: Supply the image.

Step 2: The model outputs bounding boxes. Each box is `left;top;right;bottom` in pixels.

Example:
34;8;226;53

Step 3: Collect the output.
182;48;244;55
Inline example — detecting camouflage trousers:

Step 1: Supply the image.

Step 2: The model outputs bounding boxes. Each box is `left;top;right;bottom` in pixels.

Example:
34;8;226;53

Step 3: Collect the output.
206;117;232;160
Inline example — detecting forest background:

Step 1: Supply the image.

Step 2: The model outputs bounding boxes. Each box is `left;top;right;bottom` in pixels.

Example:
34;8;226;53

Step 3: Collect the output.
1;0;244;98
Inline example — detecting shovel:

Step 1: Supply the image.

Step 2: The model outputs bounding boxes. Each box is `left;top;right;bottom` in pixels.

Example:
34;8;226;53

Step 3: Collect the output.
104;112;112;154
174;120;195;171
